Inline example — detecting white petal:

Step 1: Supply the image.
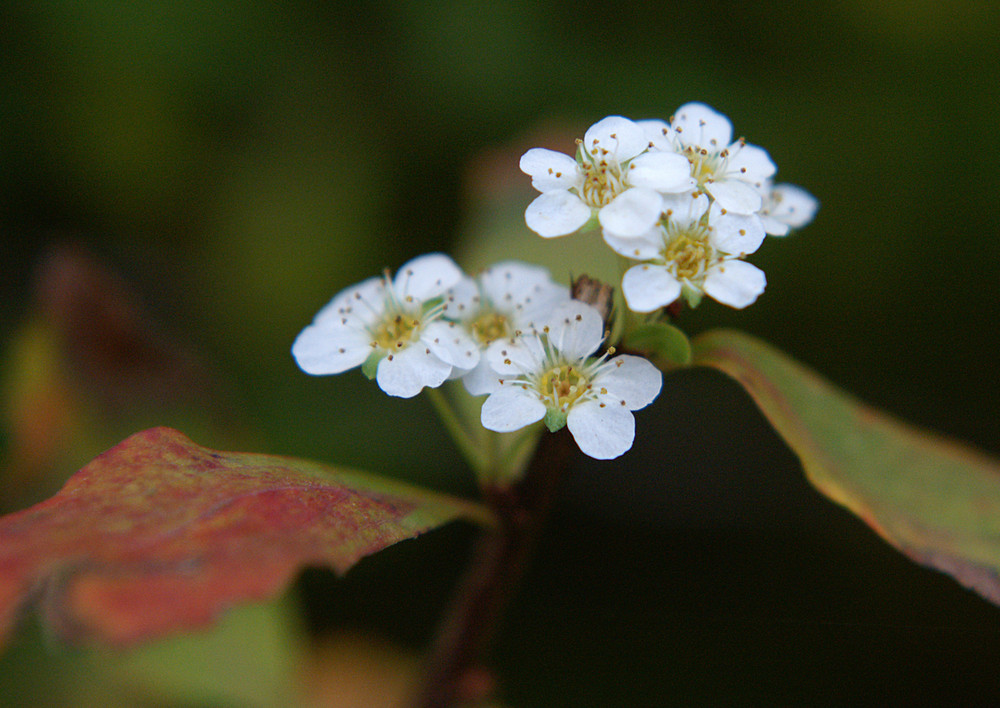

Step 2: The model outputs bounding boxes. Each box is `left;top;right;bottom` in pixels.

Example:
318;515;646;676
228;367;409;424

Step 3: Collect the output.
313;276;386;327
583;116;647;162
519;148;582;192
637;118;672;151
660;191;710;228
442;276;480;319
670;103;732;150
603;227;663;261
375;343;451;398
291;323;373;375
481;386;546;432
394;253;464;303
461;359;503;396
598;188;662;238
703;260;766;309
594;355;662;410
567;401;635;460
525;191;592;238
621;264;682;313
705;179;763;215
486;335;546;377
727;143;776;183
759;214;790;237
544;301;603;361
627;151;693;192
767;183;819;230
478;262;570;329
708;210;766;255
421;320;480;370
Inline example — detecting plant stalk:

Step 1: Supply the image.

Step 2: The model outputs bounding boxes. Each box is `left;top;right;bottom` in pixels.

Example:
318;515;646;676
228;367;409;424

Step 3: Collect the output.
411;427;576;707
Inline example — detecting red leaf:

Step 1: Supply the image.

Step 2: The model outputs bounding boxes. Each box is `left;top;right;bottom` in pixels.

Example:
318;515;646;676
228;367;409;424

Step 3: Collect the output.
0;428;493;650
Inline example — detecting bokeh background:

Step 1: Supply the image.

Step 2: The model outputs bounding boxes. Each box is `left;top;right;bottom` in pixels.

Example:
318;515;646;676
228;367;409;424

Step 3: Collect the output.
2;1;1000;705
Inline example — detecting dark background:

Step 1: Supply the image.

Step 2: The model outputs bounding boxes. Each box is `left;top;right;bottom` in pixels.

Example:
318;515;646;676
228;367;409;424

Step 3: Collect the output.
2;1;1000;705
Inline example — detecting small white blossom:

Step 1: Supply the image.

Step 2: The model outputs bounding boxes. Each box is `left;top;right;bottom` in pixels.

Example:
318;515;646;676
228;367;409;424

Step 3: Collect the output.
758;181;819;236
292;254;479;398
481;301;662;460
641;102;777;215
604;192;767;311
520;116;691;239
443;261;570;395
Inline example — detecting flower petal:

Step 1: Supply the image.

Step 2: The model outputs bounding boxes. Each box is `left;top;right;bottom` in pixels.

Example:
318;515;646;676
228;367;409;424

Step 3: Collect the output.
621;264;682;313
525;191;592;238
705;179;763;215
766;183;819;231
703;260;766;309
660;191;710;227
478;261;569;326
519;148;582;192
670;103;732;150
567;401;635;460
481;386;546;432
603;228;662;261
375;343;452;398
594;355;663;410
598;188;662;238
637;118;672;151
727;143;776;184
313;276;385;327
708;210;766;255
627;151;693;192
442;275;480;319
583;116;647;162
486;335;546;377
461;359;503;396
291;323;373;375
421;320;479;370
394;253;464;303
544;301;603;361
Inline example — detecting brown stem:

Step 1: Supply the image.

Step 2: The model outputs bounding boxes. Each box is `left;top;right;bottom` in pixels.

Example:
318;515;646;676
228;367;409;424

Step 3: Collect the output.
411;427;576;707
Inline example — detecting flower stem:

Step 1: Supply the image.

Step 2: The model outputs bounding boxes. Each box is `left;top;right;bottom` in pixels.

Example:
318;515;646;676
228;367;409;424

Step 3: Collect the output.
410;427;576;707
425;386;489;475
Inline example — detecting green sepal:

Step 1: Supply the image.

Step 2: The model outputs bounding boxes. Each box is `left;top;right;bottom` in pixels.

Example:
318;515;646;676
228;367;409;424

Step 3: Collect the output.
361;351;384;380
622;321;692;370
681;285;704;309
544;407;567;432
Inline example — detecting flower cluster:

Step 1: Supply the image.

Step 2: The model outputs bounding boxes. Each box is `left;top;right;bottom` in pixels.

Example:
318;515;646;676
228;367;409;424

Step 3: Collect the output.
295;103;816;465
293;255;661;459
521;102;818;311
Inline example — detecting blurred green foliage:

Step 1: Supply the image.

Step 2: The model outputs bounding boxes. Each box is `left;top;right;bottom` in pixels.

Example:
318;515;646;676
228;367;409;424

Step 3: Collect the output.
2;1;999;705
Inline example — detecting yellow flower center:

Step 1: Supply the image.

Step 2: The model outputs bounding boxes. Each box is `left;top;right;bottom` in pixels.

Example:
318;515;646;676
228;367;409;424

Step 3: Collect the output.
539;363;590;410
577;141;627;208
373;313;420;350
663;233;712;282
470;311;509;345
683;145;723;188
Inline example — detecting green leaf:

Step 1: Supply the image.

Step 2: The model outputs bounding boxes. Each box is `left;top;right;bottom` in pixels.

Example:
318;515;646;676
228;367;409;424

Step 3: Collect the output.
692;329;1000;606
0;427;494;651
622;322;692;369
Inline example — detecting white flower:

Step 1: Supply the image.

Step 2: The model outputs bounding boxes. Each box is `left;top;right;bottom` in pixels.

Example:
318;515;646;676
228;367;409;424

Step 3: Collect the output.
758;181;819;236
604;191;767;311
520;116;691;238
480;301;662;460
641;102;777;215
292;253;479;398
443;261;571;395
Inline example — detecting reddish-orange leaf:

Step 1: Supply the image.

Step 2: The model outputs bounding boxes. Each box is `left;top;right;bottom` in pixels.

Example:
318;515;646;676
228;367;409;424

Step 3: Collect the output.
0;428;494;650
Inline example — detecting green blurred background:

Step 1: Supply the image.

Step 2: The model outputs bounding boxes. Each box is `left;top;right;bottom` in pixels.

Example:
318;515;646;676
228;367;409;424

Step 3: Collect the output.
2;1;1000;705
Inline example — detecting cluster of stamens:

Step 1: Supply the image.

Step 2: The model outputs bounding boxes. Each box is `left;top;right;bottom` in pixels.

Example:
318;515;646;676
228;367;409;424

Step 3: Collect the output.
576;137;628;208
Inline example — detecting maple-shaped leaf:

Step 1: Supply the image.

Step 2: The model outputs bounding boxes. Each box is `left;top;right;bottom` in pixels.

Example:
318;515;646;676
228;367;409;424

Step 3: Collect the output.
0;427;494;651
